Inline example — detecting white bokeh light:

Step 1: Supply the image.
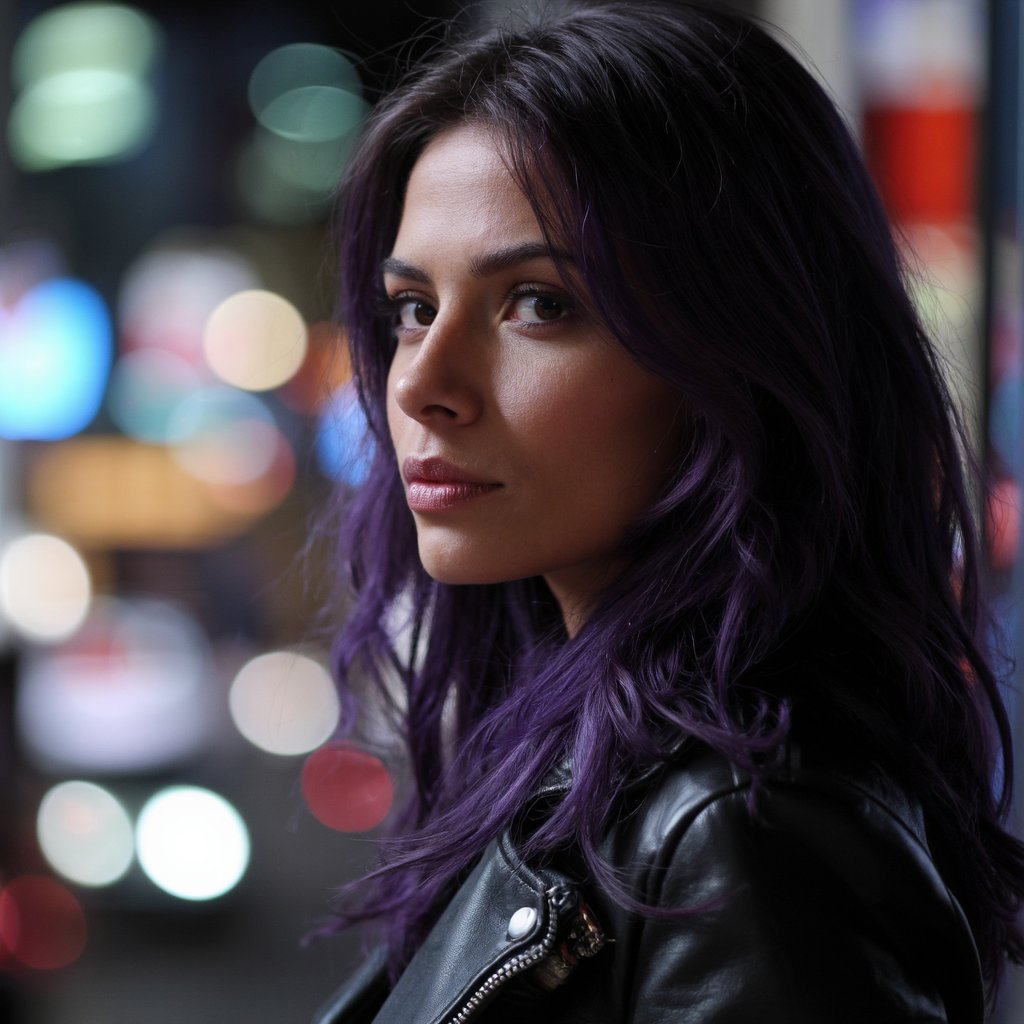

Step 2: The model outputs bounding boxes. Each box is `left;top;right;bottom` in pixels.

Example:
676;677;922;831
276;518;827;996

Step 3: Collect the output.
229;650;340;756
202;289;307;391
136;786;249;901
0;533;91;642
118;243;260;360
37;780;133;887
16;597;214;774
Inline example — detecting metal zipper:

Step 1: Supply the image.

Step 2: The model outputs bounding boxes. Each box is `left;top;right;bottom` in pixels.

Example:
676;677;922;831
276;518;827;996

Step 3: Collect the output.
443;886;568;1024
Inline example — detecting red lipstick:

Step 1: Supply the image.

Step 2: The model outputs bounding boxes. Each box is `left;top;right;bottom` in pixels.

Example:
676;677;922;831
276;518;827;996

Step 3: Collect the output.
402;457;501;512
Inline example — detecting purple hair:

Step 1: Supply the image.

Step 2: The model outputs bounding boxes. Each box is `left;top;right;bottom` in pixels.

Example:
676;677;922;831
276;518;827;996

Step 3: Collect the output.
324;0;1024;990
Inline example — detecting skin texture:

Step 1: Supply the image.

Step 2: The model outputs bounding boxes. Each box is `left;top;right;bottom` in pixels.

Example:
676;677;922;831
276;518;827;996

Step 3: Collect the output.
385;125;682;635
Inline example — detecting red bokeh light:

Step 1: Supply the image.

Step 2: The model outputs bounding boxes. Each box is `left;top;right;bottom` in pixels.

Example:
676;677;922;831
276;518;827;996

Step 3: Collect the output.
0;875;87;971
989;477;1020;572
301;744;393;832
863;101;975;225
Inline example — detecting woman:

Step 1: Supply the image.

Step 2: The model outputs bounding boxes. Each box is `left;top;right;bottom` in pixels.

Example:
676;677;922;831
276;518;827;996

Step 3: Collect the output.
315;1;1024;1020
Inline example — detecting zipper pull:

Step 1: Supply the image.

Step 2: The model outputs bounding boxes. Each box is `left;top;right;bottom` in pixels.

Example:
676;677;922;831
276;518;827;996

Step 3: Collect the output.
531;893;607;992
564;901;606;959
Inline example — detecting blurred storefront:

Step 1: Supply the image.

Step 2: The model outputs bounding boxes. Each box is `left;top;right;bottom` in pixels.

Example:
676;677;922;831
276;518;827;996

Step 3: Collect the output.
0;1;1019;1022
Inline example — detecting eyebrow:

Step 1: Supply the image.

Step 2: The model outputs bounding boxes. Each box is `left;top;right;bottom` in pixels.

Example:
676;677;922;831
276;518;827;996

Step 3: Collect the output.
381;242;575;284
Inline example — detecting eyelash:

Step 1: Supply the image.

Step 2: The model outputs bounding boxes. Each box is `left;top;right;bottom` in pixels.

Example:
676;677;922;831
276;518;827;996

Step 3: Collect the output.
376;292;432;333
377;286;575;336
507;286;575;326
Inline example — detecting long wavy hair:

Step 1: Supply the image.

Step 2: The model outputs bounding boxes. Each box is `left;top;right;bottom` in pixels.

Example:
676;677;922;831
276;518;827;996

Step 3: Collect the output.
325;0;1024;989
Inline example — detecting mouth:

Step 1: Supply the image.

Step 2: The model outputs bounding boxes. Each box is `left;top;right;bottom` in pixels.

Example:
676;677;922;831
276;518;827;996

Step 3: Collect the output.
401;456;502;512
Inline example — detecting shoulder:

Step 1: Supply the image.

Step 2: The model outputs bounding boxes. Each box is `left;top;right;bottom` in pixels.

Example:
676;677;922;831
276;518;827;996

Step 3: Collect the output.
613;742;937;890
593;743;985;1023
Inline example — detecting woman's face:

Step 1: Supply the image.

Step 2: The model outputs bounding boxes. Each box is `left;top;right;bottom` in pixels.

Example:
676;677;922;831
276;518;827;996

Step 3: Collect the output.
385;125;681;632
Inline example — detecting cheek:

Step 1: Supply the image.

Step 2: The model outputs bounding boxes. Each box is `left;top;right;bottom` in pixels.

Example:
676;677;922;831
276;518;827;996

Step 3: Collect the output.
501;360;678;478
498;343;607;429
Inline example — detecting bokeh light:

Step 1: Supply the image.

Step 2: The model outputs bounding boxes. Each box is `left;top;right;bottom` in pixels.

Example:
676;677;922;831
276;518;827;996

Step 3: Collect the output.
107;348;205;443
37;780;134;887
316;384;373;486
118;242;260;361
279;321;350;413
0;875;87;970
0;277;112;440
9;4;162;170
28;437;280;547
248;44;363;141
229;650;340;756
239;43;365;224
203;289;307;391
301;744;393;832
0;533;91;643
12;2;161;88
989;477;1019;572
168;386;279;485
201;422;296;516
242;125;357;198
136;787;250;901
251;82;364;145
9;70;155;170
236;125;357;226
16;598;214;773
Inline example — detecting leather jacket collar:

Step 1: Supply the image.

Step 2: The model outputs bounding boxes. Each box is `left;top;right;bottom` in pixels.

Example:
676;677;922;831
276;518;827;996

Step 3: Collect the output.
314;743;985;1024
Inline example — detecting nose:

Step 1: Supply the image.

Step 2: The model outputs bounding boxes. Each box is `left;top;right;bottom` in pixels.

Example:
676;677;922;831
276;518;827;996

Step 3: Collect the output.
389;314;484;426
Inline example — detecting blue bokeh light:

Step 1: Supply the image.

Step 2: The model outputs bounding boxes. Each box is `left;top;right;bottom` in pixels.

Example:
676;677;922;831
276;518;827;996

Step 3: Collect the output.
0;278;113;439
315;385;373;487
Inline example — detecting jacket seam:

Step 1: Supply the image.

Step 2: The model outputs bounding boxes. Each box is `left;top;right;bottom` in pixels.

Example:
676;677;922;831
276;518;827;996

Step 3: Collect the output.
642;783;752;909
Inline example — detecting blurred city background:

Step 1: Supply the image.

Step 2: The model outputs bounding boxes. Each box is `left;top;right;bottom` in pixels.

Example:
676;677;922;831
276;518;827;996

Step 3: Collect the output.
0;0;1020;1021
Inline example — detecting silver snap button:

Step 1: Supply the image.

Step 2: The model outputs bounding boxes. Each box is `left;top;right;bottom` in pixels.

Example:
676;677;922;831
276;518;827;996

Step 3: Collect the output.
507;906;537;940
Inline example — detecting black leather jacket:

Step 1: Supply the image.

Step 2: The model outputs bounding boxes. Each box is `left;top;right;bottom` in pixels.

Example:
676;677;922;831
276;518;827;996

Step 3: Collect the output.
313;744;985;1024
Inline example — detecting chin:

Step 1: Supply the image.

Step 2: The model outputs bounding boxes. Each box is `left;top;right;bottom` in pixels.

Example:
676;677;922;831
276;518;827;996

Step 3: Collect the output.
421;563;513;586
417;547;522;587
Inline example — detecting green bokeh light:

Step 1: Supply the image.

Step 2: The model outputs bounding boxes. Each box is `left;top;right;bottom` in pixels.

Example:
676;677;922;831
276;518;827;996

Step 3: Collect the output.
254;124;357;193
12;2;162;90
258;85;366;143
8;69;155;169
236;126;358;225
248;44;365;143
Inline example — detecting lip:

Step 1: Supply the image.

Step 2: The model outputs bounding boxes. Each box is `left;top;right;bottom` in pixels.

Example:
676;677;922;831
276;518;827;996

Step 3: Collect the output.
402;456;502;513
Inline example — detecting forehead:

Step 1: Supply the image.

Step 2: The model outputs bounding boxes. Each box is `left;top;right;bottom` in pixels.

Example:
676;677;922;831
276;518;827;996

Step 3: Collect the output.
393;125;542;252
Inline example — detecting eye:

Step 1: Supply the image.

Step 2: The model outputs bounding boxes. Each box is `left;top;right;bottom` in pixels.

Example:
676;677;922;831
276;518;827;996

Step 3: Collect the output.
508;291;570;324
394;297;436;330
